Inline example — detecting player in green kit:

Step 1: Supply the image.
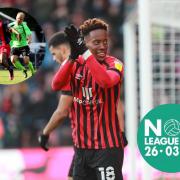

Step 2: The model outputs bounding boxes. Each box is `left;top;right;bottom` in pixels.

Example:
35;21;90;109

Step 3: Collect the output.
8;12;35;78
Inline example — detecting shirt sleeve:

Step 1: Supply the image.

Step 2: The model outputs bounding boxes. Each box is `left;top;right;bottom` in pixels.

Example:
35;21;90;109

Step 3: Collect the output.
51;59;74;91
60;83;72;96
23;22;32;36
107;58;124;81
85;55;123;88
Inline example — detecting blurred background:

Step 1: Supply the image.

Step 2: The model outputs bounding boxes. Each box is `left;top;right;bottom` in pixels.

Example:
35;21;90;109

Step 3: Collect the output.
0;0;180;179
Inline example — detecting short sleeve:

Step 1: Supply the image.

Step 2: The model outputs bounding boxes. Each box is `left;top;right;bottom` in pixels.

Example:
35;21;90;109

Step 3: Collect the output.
23;22;32;36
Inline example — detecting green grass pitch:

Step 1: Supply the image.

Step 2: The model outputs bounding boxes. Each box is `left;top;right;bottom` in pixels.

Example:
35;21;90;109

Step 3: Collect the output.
0;70;33;85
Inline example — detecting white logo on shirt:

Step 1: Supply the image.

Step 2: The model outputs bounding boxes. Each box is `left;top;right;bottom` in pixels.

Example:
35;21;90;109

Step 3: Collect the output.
82;87;92;100
73;97;103;105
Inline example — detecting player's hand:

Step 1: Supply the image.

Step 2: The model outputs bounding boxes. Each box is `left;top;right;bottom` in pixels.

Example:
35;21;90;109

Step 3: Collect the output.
122;132;128;147
64;24;87;60
38;134;49;151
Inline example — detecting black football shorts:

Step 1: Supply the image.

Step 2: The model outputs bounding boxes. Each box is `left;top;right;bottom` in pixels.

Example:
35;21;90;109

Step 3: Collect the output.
73;147;124;180
68;153;75;177
11;45;30;56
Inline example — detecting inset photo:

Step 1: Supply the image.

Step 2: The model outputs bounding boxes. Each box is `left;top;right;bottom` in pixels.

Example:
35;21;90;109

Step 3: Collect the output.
0;7;46;84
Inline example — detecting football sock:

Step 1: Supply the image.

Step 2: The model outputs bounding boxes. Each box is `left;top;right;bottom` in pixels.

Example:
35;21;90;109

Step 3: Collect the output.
13;60;25;71
27;61;35;74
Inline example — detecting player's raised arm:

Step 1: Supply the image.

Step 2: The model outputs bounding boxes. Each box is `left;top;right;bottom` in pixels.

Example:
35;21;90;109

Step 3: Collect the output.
83;52;122;88
52;25;87;91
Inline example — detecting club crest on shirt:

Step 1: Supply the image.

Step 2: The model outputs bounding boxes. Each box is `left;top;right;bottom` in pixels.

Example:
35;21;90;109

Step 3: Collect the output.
114;60;123;72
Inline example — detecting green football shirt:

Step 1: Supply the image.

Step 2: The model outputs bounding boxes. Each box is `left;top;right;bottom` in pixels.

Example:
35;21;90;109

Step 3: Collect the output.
8;21;32;48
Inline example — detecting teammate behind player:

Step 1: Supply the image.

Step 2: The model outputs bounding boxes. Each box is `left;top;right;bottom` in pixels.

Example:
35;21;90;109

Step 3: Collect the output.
52;18;125;179
38;32;74;180
0;19;14;80
8;12;35;78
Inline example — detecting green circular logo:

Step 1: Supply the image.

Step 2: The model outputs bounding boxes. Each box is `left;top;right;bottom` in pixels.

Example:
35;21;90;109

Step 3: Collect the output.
137;104;180;173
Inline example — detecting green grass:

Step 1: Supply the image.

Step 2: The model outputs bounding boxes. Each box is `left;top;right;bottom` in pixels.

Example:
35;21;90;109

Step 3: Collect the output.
0;70;33;85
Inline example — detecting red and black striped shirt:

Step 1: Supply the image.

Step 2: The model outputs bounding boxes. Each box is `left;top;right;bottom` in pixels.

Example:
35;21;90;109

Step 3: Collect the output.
0;20;6;45
0;20;10;45
69;55;124;149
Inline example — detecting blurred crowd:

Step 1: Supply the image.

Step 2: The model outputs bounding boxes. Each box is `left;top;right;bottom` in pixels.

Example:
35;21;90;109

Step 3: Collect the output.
0;0;136;148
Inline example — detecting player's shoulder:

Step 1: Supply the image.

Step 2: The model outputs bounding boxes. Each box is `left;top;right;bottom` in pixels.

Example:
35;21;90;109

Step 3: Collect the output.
76;55;85;65
22;22;27;26
105;55;124;66
105;55;124;73
77;55;83;63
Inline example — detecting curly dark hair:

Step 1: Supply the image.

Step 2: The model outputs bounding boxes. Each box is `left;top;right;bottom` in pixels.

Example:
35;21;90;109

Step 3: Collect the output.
80;18;108;36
